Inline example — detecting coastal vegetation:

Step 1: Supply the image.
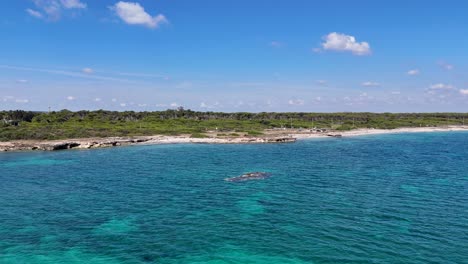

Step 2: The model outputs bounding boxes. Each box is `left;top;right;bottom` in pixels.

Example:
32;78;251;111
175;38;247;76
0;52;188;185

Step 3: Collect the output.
1;109;468;141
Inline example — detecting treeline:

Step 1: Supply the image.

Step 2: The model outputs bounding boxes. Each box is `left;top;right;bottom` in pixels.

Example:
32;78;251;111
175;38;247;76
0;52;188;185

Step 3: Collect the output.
2;109;468;123
1;109;467;141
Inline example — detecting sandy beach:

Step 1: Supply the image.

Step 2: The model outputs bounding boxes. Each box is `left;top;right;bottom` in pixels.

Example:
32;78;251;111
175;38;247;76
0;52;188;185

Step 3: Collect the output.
291;126;468;139
1;126;467;152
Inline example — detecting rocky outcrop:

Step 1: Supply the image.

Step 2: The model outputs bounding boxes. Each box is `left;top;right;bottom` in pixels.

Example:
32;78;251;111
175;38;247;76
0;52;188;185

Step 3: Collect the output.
0;136;296;152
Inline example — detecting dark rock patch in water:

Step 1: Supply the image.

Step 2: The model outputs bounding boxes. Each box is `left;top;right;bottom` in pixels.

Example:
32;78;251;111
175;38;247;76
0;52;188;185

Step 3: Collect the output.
225;172;272;182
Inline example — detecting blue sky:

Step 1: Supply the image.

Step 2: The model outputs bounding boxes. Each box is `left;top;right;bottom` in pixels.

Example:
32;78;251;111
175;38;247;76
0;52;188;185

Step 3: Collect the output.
1;0;468;112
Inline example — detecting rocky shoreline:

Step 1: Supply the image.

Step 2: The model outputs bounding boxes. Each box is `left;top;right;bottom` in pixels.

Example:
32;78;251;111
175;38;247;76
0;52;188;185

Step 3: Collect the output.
1;126;467;152
0;135;297;152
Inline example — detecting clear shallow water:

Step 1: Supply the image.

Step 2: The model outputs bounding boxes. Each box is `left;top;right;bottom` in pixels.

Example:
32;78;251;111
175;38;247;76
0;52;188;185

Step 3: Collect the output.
1;132;467;264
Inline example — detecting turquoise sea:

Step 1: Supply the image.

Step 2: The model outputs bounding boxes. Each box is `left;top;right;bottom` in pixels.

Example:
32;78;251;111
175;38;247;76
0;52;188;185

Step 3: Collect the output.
1;132;467;263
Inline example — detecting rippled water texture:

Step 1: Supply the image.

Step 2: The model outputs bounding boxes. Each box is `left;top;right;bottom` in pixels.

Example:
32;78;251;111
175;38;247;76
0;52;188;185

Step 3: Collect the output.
1;132;468;263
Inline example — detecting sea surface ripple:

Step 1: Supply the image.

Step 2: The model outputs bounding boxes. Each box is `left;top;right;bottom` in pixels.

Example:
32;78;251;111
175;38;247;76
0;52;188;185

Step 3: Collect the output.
0;132;467;263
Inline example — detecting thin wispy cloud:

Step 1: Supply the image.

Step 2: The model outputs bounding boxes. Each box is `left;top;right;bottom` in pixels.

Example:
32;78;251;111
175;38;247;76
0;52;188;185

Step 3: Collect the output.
407;69;420;76
430;83;454;90
319;32;371;56
26;8;43;18
60;0;86;9
288;99;305;106
316;80;328;86
361;81;380;87
229;82;265;87
460;89;468;95
438;61;454;70
0;65;134;83
28;0;87;20
110;1;168;28
82;68;93;74
117;72;169;80
269;41;284;48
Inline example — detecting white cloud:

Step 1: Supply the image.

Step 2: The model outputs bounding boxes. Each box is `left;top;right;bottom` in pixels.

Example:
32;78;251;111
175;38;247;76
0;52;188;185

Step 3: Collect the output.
30;0;86;20
288;99;305;106
170;102;178;107
111;98;117;102
120;103;127;107
66;96;75;100
2;96;15;102
82;67;93;74
459;89;468;95
15;99;30;103
60;0;86;9
430;83;454;90
320;32;371;56
111;1;168;28
16;79;29;83
26;8;43;18
391;91;401;95
137;103;147;107
94;98;101;102
361;81;380;87
407;69;420;76
200;101;220;109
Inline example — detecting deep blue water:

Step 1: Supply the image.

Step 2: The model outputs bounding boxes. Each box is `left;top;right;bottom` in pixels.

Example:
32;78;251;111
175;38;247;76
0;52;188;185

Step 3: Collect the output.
1;132;468;263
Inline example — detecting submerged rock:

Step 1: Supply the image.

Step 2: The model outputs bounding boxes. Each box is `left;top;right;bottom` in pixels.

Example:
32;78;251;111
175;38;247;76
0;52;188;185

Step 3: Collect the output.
225;172;272;182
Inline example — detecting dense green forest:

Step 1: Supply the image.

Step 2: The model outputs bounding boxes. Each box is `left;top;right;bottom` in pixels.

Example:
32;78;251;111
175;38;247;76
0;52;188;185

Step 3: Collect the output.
1;109;468;141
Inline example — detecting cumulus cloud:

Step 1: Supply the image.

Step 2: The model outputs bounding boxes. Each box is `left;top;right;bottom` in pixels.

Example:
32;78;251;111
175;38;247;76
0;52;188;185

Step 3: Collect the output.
66;96;75;100
111;1;168;28
361;81;380;87
26;8;43;18
459;89;468;95
430;83;454;90
407;69;420;76
320;32;371;56
29;0;87;20
82;67;93;74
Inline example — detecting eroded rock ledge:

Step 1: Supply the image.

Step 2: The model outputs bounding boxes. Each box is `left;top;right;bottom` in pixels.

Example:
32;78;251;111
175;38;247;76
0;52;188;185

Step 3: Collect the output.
0;136;296;152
